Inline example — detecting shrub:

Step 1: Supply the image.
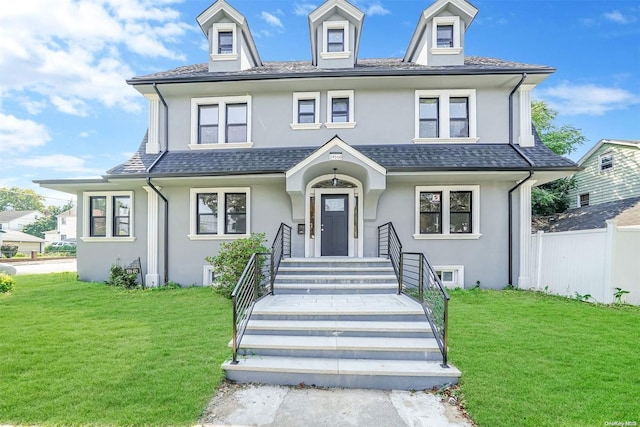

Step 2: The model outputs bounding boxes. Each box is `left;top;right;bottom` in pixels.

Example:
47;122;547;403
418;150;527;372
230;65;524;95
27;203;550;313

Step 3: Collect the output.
45;245;77;256
205;233;268;299
106;263;139;289
1;244;18;258
0;272;15;293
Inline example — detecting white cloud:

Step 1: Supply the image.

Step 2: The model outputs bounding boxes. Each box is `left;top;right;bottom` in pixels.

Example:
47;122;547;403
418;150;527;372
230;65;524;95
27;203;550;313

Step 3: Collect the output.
365;3;390;16
0;0;190;117
0;113;51;153
16;154;104;174
261;11;284;29
603;10;637;24
536;82;638;116
294;3;317;16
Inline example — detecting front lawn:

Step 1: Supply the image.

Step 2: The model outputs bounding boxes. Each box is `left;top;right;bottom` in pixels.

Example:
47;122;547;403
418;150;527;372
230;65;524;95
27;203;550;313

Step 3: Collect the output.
449;289;640;427
0;273;232;426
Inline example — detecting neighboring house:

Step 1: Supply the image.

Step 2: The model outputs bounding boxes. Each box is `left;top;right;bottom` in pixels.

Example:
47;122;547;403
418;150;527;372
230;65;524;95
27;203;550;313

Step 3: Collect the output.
37;0;577;288
0;230;45;255
0;210;44;231
44;207;77;244
567;139;640;208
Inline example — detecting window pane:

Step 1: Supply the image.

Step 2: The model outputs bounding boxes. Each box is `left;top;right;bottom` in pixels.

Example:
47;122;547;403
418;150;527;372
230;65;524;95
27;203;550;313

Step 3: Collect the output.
199;215;217;234
91;217;106;237
450;119;469;138
420;121;438;138
227;104;247;124
114;218;130;236
218;31;233;54
198;194;218;234
113;197;130;216
298;99;315;114
420;192;442;234
450;98;468;119
332;98;349;122
327;28;344;52
450;191;471;212
226;193;247;234
90;196;106;216
420;213;441;234
200;105;219;125
420;192;441;213
200;126;218;144
90;196;106;237
226;125;247;143
437;25;453;48
420;98;438;119
450;213;471;233
442;271;454;282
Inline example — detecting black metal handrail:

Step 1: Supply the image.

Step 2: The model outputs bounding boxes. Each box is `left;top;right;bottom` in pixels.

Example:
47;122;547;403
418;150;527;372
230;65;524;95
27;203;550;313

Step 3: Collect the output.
378;223;451;367
377;222;402;290
231;224;292;364
270;223;292;294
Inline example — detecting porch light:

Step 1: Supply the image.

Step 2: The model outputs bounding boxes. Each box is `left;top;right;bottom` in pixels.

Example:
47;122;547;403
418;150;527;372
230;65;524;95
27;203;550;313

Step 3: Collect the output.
332;168;338;187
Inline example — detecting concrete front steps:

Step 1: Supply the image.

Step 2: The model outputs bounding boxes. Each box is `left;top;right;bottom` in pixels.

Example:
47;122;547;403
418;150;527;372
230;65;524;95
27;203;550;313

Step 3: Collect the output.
274;258;398;294
223;259;461;390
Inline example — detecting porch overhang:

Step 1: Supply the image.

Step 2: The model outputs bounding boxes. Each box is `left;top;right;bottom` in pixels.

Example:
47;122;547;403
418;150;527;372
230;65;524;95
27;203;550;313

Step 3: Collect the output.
285;136;387;222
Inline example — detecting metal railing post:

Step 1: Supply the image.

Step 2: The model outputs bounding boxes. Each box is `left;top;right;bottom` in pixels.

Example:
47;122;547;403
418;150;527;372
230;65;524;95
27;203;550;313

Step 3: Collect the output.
232;294;238;364
253;256;260;300
418;255;424;302
442;297;449;368
270;252;275;295
398;252;404;295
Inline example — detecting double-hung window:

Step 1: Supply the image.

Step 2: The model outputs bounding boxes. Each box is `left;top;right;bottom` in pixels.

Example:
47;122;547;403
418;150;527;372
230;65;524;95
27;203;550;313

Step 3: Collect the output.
436;24;454;48
579;193;590;207
191;96;252;148
599;153;613;172
326;90;356;128
189;188;250;239
291;92;321;129
415;90;476;142
322;21;350;59
327;28;345;52
432;16;461;54
211;23;236;59
83;192;134;241
415;186;480;239
218;31;233;54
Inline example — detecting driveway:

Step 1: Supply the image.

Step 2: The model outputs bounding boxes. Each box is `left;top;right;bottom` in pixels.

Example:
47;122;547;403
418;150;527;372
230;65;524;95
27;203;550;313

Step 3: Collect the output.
12;259;77;275
198;383;473;427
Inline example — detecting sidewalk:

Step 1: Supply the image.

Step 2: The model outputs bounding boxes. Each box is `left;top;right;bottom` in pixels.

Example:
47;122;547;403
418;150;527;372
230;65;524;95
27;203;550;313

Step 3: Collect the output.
12;258;77;275
198;383;473;427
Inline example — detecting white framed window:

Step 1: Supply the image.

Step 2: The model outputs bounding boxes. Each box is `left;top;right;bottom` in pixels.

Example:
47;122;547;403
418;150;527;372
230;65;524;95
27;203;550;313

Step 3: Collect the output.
190;96;252;149
431;16;461;55
291;92;321;130
326;90;356;129
414;185;481;240
579;193;590;207
599;153;613;172
321;21;350;59
210;23;237;61
82;191;135;242
414;90;477;142
189;188;250;240
434;265;465;289
203;265;218;286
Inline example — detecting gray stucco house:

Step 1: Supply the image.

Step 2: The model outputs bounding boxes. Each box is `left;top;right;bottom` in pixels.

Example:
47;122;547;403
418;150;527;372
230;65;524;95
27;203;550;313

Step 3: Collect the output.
38;0;577;289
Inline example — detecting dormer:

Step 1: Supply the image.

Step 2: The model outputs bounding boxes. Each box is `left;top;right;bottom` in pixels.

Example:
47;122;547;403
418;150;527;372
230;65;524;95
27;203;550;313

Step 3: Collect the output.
404;0;478;66
308;0;365;69
197;0;262;72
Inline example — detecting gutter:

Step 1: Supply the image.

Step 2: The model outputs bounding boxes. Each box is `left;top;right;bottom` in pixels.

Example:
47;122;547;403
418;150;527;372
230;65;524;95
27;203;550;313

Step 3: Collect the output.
507;73;536;286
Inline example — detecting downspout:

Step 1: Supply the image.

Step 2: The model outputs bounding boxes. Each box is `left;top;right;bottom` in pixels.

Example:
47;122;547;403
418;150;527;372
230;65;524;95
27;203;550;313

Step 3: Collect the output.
147;82;169;284
507;73;535;286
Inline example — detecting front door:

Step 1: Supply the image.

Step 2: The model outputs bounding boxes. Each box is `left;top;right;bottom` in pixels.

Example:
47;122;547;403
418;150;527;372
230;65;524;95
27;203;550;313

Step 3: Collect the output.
321;194;349;256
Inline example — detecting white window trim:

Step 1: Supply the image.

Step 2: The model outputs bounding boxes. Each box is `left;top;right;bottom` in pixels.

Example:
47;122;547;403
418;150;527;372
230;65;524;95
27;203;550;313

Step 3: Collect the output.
598;152;613;172
321;21;351;59
188;187;251;240
189;96;253;148
203;265;218;286
414;90;478;143
413;185;481;240
210;22;238;61
291;92;322;130
434;265;465;289
81;191;135;242
326;90;356;129
431;16;462;55
578;193;590;208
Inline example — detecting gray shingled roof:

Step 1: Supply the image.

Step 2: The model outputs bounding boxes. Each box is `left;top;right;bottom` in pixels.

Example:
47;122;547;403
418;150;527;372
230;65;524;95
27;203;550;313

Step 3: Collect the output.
107;136;577;177
128;57;554;84
533;196;640;232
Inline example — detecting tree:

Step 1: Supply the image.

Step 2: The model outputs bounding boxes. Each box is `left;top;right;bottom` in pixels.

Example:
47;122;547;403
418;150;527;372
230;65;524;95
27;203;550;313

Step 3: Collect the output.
0;187;45;212
22;202;74;239
531;101;586;216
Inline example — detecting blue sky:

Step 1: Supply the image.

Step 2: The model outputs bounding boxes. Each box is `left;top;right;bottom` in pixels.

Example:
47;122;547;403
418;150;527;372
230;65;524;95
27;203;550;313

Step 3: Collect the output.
0;0;638;206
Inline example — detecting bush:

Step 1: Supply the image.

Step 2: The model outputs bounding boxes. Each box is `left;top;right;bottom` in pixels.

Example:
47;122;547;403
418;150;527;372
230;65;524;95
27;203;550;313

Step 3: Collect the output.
45;245;77;256
0;272;15;293
205;233;268;299
106;263;139;289
1;244;18;258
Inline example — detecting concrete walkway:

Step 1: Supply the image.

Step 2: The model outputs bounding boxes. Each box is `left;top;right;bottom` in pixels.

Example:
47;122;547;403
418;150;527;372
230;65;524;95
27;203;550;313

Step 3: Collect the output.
199;383;473;427
12;258;77;275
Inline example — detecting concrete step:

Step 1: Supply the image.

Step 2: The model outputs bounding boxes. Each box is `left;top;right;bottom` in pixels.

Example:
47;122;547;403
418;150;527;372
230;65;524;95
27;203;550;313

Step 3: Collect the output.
223;356;460;390
281;258;392;269
245;319;433;338
278;266;395;275
237;335;442;361
275;274;397;285
275;283;398;295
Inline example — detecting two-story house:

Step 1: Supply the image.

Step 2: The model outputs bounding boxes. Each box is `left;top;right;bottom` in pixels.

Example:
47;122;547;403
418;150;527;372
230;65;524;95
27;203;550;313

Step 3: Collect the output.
44;207;77;244
0;210;44;232
37;0;577;289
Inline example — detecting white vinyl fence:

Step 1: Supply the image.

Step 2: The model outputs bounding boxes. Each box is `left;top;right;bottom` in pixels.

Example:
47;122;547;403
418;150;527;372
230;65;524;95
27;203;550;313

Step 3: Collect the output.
528;220;640;305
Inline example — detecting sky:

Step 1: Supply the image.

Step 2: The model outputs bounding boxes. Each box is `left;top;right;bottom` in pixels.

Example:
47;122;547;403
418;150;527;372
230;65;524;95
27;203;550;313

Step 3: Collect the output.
0;0;638;206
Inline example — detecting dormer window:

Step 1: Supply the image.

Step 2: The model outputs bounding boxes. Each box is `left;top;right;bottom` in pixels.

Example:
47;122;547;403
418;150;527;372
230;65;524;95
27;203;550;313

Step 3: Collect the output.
431;16;461;54
322;21;350;59
327;28;345;52
218;31;234;54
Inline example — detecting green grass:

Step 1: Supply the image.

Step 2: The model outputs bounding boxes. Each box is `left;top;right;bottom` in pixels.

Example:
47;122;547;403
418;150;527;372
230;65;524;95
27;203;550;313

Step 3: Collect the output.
449;289;640;427
0;273;232;426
